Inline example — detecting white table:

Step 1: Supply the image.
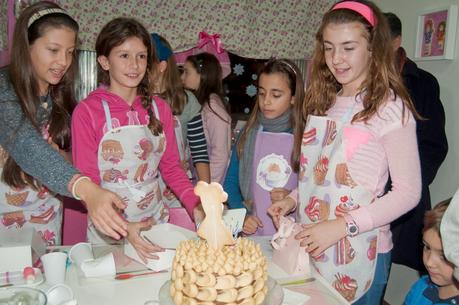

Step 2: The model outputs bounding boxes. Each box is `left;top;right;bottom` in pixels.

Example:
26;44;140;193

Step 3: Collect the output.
44;237;350;305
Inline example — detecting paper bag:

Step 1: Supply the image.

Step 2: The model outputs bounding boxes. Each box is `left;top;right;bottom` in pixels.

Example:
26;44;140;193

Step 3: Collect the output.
271;216;310;276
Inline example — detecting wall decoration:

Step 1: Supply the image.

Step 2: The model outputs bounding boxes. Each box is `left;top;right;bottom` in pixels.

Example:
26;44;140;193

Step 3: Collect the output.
415;5;458;60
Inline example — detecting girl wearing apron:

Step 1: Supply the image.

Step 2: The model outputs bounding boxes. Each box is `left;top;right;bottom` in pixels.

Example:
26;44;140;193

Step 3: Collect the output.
150;34;210;209
0;4;80;246
269;1;421;304
224;59;304;236
71;18;200;261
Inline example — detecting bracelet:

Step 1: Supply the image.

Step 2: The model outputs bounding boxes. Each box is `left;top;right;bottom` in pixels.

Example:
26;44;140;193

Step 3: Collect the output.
72;176;91;200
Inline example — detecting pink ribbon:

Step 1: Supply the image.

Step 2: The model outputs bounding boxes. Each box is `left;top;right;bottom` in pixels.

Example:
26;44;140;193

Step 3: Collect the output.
197;31;224;54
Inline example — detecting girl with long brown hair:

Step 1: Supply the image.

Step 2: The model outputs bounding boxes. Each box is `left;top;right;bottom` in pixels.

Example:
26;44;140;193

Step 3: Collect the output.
0;1;128;245
181;53;232;183
224;59;304;236
269;1;421;304
149;34;210;210
71;18;202;261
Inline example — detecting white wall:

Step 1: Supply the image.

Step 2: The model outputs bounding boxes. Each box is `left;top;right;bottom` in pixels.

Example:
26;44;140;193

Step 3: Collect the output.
375;0;459;303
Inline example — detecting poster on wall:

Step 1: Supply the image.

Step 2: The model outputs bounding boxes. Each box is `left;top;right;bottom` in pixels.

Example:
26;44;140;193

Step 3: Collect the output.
415;5;458;60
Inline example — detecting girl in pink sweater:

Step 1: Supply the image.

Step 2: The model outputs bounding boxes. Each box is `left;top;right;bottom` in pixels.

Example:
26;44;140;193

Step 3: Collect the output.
72;18;200;262
181;53;232;183
268;1;421;304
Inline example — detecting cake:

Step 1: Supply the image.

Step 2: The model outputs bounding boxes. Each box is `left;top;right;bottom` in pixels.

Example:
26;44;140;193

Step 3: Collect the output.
170;238;268;304
170;181;269;305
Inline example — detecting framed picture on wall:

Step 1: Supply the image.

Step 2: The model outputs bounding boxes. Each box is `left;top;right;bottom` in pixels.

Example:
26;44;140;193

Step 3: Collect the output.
414;5;458;60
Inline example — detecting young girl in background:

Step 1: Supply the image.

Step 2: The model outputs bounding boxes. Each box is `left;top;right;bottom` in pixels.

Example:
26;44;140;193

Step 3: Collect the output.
181;53;231;183
404;199;459;305
150;34;210;208
0;1;127;245
224;59;304;236
269;1;421;304
71;18;200;261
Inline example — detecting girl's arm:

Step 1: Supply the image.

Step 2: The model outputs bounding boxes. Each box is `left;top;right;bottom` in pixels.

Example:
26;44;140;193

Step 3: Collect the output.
156;100;199;217
223;147;244;209
204;96;231;183
0;98;77;197
71;102;101;185
187;114;210;182
349;121;422;233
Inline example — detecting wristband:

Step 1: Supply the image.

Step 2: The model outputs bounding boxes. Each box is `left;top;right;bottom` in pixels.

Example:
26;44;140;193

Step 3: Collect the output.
72;176;91;200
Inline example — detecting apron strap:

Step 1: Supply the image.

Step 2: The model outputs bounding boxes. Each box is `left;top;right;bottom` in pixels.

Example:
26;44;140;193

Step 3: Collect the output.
102;100;113;131
151;97;160;120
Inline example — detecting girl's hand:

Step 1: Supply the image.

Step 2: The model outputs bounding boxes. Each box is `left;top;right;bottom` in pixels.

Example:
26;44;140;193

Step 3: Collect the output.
193;204;205;227
270;188;290;202
267;197;296;228
75;178;128;240
126;219;164;263
243;215;263;235
295;218;347;257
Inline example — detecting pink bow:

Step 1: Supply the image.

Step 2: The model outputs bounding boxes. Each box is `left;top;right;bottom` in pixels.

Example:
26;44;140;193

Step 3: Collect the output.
197;31;224;54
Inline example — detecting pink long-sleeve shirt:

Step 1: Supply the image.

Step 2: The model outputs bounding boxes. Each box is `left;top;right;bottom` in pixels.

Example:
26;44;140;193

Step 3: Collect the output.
201;94;232;183
291;94;422;253
71;88;199;217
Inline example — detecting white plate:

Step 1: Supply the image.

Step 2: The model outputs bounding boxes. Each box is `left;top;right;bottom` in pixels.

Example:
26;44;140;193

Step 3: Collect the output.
0;268;44;288
158;276;283;305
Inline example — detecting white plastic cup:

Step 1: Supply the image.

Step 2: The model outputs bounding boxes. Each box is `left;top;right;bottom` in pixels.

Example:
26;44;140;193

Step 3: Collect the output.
46;283;74;305
41;252;68;285
68;242;94;267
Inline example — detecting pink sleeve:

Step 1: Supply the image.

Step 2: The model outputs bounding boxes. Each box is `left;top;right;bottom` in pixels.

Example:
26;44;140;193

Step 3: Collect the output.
156;99;200;217
71;102;101;185
349;122;422;232
204;96;231;183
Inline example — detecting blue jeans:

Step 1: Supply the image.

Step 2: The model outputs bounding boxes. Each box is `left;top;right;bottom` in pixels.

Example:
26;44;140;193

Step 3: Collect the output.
352;252;392;305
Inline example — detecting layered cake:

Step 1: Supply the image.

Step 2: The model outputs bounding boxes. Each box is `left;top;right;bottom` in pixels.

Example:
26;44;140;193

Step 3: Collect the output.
170;238;268;304
169;181;269;305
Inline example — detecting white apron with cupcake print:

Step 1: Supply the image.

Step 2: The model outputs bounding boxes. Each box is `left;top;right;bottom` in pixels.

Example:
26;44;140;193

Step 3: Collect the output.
88;99;169;244
0;148;62;246
297;108;378;303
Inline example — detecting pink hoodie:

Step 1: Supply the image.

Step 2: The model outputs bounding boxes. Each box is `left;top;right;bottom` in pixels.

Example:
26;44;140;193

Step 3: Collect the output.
71;88;199;216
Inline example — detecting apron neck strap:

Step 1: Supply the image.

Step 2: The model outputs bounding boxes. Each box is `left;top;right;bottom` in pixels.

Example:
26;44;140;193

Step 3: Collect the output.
151;97;160;120
102;100;113;131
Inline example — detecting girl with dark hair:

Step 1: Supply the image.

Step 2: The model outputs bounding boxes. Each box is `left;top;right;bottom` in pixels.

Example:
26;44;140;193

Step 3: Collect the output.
71;17;201;261
0;1;127;245
181;53;232;183
224;59;304;236
269;1;421;303
149;34;210;209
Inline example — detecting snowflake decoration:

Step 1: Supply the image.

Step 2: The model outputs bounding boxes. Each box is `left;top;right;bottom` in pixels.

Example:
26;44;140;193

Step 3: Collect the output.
246;84;257;97
233;64;245;76
251;74;258;80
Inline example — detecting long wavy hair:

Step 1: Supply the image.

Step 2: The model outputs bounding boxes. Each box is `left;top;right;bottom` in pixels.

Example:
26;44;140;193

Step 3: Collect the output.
95;17;162;135
3;1;79;189
151;35;189;115
292;0;419;170
186;53;229;123
237;59;305;164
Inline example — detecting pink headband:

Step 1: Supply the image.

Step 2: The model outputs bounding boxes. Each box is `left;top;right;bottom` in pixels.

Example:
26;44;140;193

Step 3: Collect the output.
332;1;377;27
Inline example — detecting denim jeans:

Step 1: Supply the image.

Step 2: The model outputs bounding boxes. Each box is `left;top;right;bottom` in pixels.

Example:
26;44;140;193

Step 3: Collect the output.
352;252;392;305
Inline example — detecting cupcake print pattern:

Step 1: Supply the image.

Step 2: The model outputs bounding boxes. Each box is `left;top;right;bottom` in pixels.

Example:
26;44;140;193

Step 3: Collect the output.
305;195;330;222
313;155;329;185
333;273;358;302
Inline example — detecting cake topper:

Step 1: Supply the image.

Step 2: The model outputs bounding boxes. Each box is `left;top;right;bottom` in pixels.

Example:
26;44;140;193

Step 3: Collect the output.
194;181;235;250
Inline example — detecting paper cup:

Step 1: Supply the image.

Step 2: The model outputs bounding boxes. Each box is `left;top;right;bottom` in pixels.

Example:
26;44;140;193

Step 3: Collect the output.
81;252;116;278
41;252;68;285
46;283;74;305
69;242;94;267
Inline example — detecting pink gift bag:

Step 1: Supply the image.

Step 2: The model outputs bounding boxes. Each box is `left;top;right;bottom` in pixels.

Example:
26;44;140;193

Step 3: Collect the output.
168;208;196;232
174;31;231;78
271;216;311;276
